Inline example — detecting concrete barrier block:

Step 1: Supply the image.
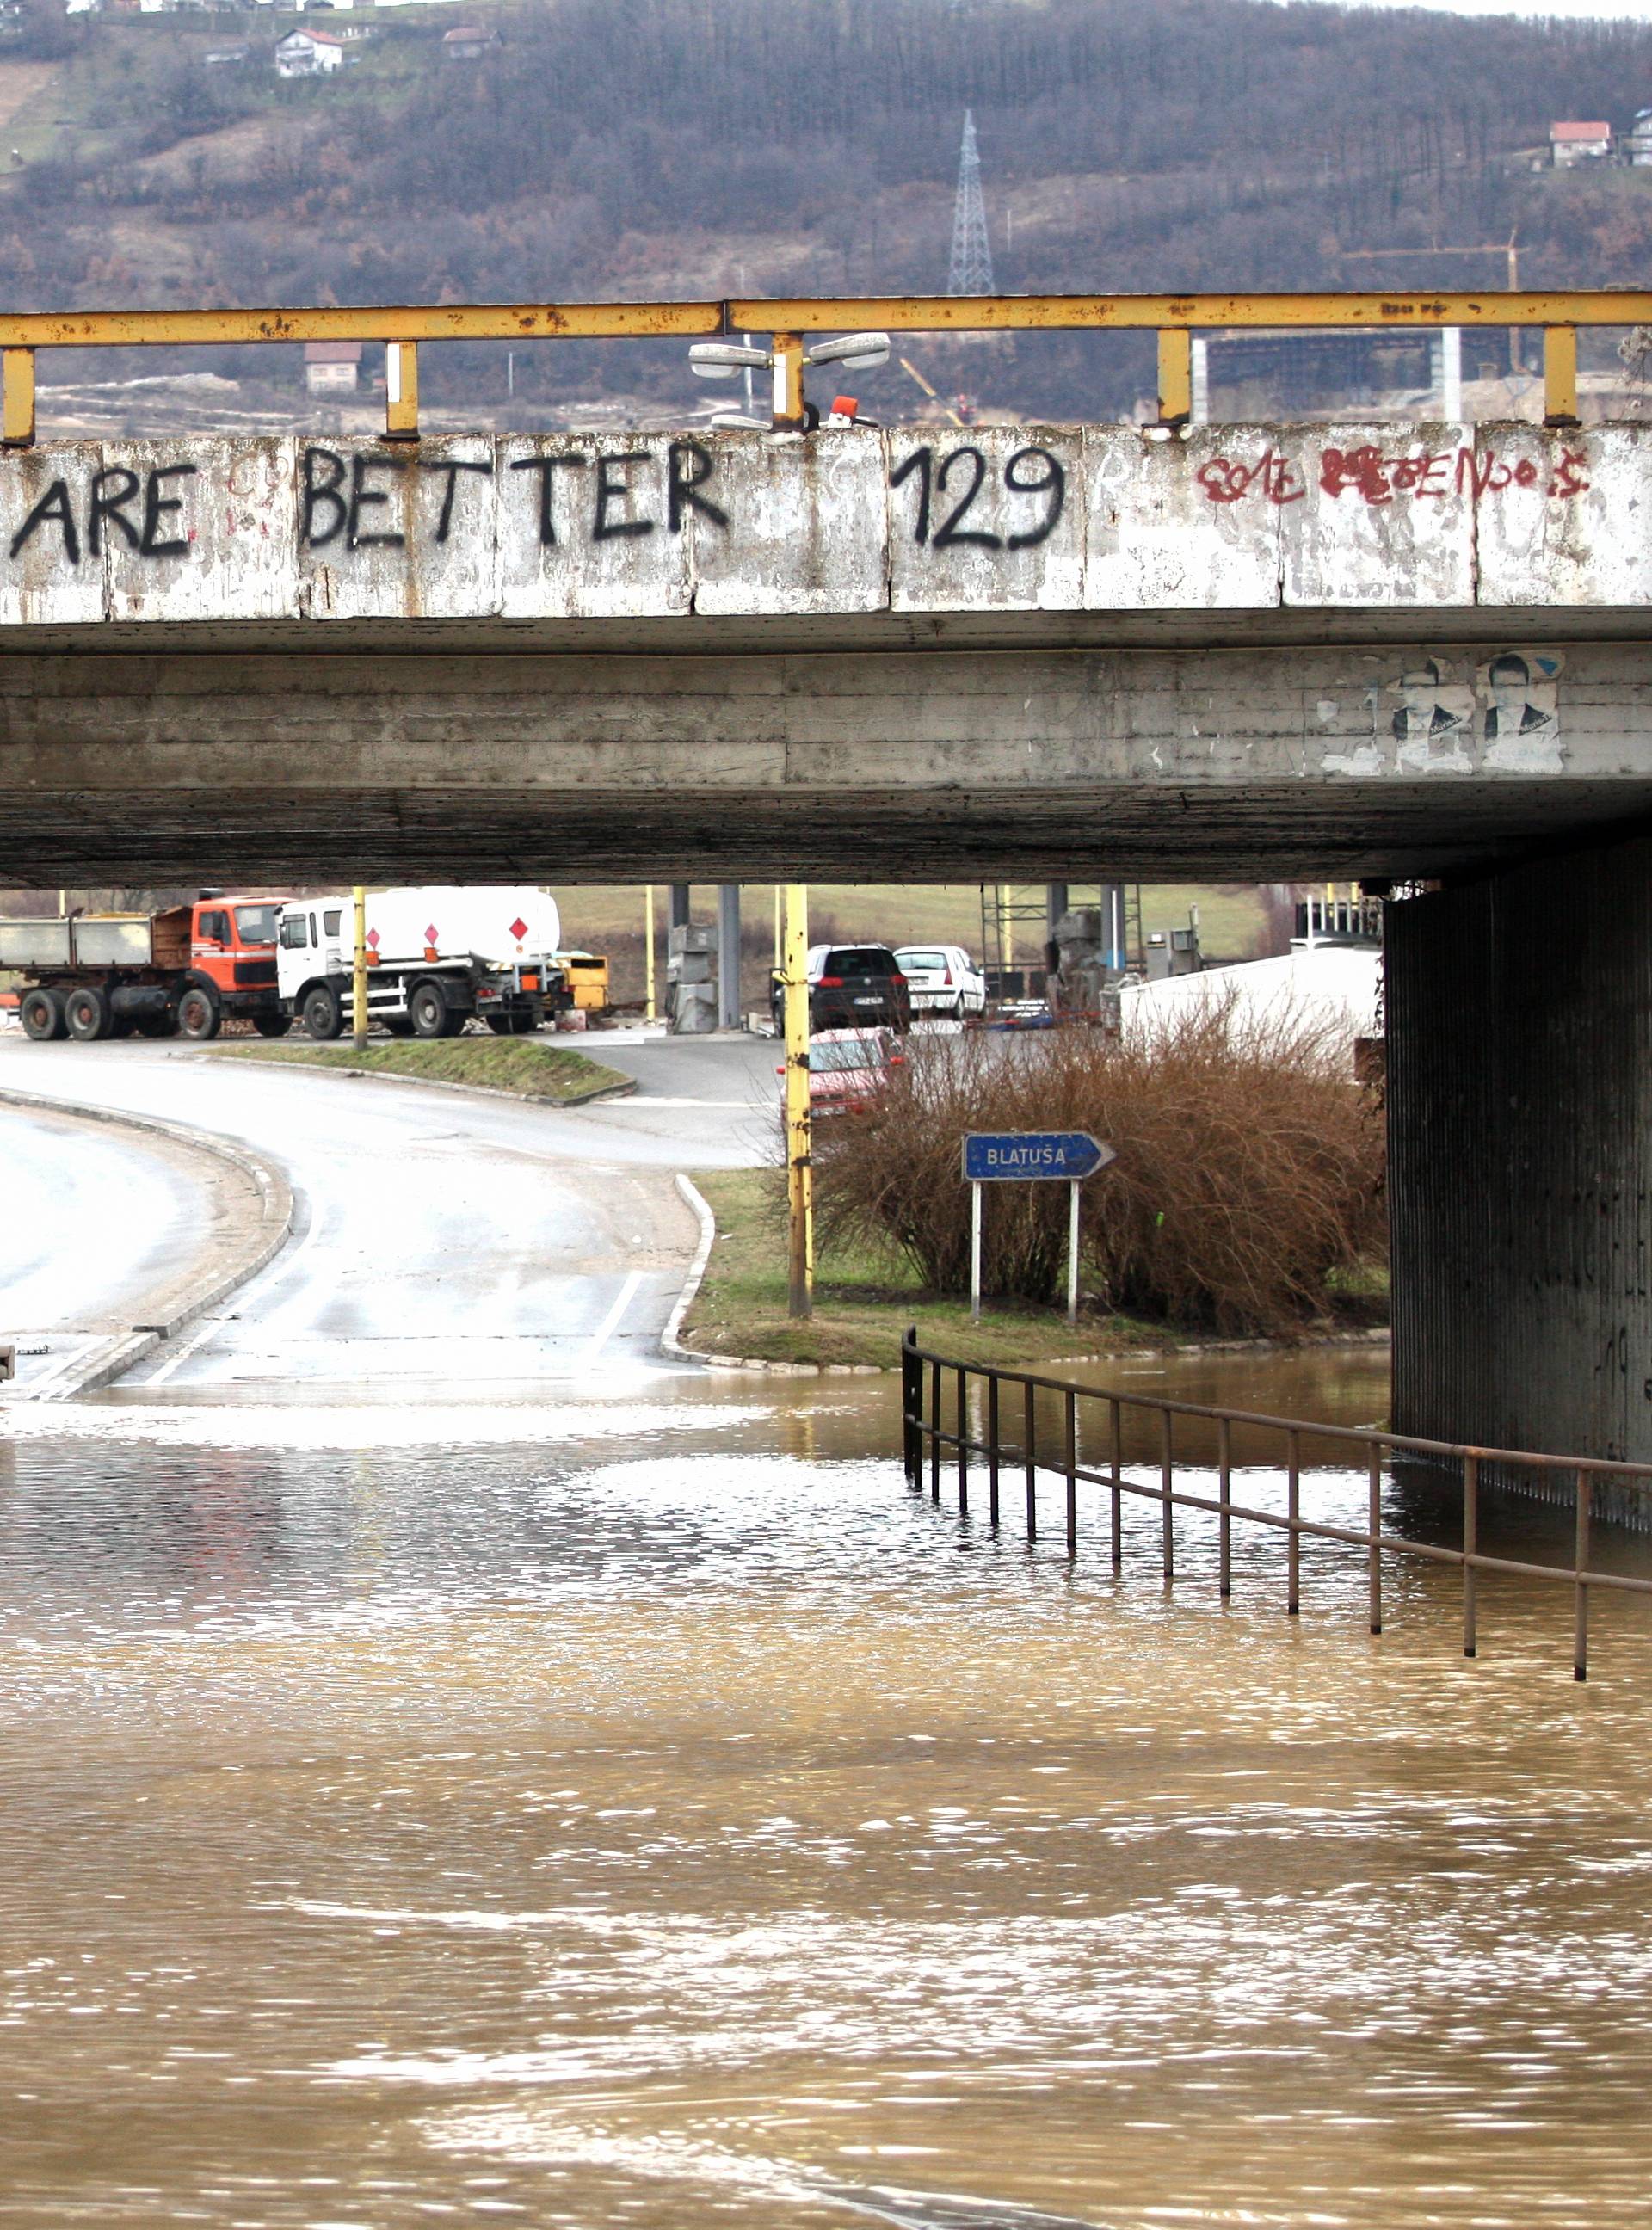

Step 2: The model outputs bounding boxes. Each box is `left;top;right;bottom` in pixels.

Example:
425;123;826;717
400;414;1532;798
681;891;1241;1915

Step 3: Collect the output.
496;434;693;619
107;435;298;625
689;429;885;616
1279;422;1476;606
1083;427;1282;610
886;425;1085;613
298;438;502;622
1475;426;1644;607
0;442;111;626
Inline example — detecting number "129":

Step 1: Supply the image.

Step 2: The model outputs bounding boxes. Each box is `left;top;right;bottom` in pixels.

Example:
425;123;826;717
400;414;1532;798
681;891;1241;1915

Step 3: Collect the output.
888;443;1066;551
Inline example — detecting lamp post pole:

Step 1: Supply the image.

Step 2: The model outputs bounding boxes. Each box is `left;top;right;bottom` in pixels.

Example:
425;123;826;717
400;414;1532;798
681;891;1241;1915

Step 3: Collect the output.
783;884;813;1318
351;884;368;1051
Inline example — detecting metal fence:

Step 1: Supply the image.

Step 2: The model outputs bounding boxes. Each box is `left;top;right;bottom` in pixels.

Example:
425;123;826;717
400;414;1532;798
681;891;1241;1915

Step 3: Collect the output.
900;1328;1652;1681
3;286;1649;444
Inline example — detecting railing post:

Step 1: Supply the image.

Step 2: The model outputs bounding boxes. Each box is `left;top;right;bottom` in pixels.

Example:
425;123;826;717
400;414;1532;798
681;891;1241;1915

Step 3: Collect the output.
957;1364;969;1512
771;331;806;432
1160;1408;1174;1581
1543;326;1579;428
929;1357;941;1503
1157;328;1192;428
1023;1379;1037;1543
1287;1427;1300;1616
1462;1451;1478;1657
1367;1445;1383;1636
1064;1389;1078;1557
385;339;419;440
1217;1414;1231;1600
987;1373;1001;1528
902;1333;918;1488
1575;1468;1592;1682
3;347;34;448
1109;1397;1123;1572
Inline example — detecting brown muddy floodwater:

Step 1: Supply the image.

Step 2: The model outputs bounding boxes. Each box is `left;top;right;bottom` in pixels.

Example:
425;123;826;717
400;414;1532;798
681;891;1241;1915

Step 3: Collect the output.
3;1346;1652;2229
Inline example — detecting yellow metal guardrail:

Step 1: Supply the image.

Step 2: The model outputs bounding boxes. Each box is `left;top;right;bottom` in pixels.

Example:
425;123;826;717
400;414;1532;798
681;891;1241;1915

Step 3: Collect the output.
3;288;1643;445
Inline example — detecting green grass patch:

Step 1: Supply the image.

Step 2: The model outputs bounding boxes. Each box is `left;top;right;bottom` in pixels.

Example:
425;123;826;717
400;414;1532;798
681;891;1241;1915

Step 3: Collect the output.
680;1167;1202;1371
210;1034;632;1103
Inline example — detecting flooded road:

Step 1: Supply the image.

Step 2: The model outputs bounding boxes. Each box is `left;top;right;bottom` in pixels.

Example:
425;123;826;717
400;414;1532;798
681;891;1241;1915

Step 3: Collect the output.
4;1348;1652;2229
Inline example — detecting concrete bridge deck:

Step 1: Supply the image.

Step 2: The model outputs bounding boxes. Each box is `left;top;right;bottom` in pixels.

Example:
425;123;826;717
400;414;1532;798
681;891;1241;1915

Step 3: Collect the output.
1;421;1648;883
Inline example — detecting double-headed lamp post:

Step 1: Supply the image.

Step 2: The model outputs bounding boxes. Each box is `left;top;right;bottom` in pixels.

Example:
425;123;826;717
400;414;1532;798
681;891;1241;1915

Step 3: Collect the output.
687;336;890;1316
687;330;891;432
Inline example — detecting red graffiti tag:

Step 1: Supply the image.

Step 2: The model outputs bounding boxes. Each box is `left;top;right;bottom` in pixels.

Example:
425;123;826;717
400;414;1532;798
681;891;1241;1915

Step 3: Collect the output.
1194;450;1305;505
1197;443;1591;506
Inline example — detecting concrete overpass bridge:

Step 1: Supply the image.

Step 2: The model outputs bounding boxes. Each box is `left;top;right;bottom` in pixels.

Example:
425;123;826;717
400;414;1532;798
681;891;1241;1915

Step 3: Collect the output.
0;416;1649;886
4;288;1652;1470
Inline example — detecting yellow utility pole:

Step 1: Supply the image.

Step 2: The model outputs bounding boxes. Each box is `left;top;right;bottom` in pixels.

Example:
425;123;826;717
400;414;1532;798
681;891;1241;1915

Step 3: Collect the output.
644;885;656;1023
352;884;368;1050
782;883;813;1319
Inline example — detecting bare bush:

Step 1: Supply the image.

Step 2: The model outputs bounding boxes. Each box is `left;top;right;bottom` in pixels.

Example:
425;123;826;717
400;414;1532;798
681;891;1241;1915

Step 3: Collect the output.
812;1001;1384;1335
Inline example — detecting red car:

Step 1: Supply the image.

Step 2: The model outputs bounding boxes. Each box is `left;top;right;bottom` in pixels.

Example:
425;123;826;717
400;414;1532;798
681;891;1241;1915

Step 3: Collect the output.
778;1027;905;1117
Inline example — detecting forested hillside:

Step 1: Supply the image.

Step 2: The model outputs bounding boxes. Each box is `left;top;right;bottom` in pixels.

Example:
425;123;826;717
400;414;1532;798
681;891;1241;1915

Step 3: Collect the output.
7;0;1652;419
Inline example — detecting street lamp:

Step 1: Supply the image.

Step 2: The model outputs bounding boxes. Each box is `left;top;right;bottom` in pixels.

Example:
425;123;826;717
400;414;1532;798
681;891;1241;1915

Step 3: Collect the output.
687;332;890;432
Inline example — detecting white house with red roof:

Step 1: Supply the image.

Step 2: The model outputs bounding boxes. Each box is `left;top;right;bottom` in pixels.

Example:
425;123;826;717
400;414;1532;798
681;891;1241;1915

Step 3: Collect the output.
1550;120;1612;167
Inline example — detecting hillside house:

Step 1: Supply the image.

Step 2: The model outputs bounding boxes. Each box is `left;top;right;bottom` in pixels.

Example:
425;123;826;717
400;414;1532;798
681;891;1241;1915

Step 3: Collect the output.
304;341;362;395
441;24;498;58
1550;120;1612;166
274;28;349;76
1630;108;1652;166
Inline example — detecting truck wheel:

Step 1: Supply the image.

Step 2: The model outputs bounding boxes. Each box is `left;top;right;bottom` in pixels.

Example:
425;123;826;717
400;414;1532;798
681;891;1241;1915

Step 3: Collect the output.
20;988;66;1042
64;987;113;1042
176;987;221;1041
252;1013;293;1039
408;982;448;1039
302;985;343;1040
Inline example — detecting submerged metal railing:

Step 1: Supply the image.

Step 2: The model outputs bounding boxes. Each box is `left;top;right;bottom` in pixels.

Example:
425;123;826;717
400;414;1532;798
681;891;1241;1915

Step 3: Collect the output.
900;1328;1652;1681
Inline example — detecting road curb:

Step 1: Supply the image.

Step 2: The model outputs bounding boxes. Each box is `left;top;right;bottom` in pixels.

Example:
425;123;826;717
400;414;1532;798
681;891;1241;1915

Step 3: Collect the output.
192;1049;638;1111
0;1086;295;1401
659;1174;874;1377
659;1177;1392;1375
661;1173;718;1364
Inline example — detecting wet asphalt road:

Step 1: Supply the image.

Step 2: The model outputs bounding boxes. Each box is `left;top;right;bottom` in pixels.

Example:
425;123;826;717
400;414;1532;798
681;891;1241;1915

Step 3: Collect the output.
0;1030;777;1400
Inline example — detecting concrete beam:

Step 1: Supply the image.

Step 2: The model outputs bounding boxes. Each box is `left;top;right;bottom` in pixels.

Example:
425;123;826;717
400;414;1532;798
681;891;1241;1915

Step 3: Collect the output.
0;424;1648;882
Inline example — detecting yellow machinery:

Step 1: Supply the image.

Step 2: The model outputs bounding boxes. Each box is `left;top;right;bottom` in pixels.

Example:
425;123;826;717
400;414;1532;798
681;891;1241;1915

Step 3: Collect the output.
557;951;611;1016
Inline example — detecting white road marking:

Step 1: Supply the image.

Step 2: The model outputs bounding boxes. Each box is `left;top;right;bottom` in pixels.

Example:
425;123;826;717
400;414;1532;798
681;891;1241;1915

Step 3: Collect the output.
148;1185;326;1383
583;1270;643;1363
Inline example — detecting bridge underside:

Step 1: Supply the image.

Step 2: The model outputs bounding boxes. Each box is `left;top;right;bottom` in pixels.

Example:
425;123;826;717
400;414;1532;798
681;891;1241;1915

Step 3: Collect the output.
5;625;1652;884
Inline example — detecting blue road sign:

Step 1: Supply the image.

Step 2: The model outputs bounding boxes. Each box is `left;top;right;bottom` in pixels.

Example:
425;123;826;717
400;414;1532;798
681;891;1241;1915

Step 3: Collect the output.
962;1131;1116;1184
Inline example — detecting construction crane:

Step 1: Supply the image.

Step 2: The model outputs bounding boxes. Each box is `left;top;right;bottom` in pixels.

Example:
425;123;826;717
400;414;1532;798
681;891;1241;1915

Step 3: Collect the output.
1335;232;1526;370
898;357;966;427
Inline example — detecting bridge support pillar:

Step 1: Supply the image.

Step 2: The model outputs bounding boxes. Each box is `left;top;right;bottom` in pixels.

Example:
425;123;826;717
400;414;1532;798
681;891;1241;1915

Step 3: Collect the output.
1387;830;1652;1482
717;885;742;1030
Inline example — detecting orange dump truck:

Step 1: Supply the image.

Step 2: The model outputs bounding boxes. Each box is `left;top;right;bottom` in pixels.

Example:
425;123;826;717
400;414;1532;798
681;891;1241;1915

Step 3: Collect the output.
0;894;288;1042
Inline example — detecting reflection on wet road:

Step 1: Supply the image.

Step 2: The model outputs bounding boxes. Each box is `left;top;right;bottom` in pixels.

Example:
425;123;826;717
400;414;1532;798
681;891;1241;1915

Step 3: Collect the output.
3;1350;1651;2228
0;1039;777;1393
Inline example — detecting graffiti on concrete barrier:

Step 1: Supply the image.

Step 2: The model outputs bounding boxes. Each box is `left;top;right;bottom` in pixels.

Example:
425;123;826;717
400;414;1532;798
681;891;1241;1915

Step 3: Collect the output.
300;441;730;552
888;443;1066;548
1196;442;1591;507
8;463;198;564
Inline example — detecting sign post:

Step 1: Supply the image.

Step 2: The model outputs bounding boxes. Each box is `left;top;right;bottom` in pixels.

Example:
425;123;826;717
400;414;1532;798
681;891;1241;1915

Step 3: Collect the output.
961;1130;1116;1323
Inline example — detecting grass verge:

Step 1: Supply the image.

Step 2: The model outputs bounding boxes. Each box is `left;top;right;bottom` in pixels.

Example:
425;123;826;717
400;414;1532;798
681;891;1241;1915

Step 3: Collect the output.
209;1035;632;1103
678;1168;1230;1371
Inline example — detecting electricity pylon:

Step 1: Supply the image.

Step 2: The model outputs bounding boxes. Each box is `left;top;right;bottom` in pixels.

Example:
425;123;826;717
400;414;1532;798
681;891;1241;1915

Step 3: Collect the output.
947;109;994;297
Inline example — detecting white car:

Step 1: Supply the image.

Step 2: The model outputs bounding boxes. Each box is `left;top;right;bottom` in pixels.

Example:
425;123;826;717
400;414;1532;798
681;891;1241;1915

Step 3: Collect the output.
894;943;987;1020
